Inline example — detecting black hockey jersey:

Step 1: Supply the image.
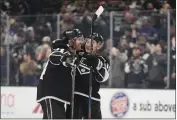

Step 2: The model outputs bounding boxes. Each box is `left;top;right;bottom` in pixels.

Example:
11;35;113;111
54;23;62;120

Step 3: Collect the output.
74;53;110;102
36;49;74;104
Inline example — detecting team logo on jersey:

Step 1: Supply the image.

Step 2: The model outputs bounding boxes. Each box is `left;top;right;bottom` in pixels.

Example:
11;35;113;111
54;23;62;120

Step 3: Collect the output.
110;92;129;118
77;64;90;75
77;57;90;75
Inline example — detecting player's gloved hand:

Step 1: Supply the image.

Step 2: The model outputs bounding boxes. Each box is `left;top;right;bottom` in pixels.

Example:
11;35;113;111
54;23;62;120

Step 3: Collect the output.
61;54;79;67
84;54;98;69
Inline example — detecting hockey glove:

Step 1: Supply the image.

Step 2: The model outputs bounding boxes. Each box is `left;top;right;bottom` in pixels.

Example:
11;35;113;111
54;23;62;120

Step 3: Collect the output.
61;54;79;67
84;54;99;70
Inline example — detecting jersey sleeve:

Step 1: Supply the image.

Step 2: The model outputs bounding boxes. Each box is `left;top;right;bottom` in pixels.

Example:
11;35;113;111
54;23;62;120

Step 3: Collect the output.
49;48;70;67
95;56;110;83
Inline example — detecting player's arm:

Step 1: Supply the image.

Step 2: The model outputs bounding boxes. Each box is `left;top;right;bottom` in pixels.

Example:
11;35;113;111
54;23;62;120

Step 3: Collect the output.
49;48;66;65
49;48;78;67
40;49;72;80
95;56;110;83
84;54;110;82
49;48;70;67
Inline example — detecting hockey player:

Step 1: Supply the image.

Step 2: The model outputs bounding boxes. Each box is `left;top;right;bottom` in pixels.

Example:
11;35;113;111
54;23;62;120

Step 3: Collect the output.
36;29;84;119
66;33;110;119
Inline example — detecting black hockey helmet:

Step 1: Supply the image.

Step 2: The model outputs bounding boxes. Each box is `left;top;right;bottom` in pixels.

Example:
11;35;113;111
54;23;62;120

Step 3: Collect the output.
86;33;104;47
72;28;83;38
52;39;69;50
62;28;83;40
62;29;73;41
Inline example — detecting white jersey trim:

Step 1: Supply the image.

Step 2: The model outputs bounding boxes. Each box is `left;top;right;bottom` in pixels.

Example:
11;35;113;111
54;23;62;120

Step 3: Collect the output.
37;96;70;104
44;99;49;119
96;67;109;83
49;99;53;119
74;92;100;102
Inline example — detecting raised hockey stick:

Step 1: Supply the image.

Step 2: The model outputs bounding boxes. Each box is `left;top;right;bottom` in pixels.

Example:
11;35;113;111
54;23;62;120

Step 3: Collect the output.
71;36;77;119
88;6;104;119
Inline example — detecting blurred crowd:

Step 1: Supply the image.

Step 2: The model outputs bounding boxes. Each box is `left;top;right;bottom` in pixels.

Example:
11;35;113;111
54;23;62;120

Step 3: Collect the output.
0;0;176;89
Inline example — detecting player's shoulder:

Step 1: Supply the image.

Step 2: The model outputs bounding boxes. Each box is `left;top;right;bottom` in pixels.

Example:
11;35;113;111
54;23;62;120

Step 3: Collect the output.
51;48;70;56
98;55;109;63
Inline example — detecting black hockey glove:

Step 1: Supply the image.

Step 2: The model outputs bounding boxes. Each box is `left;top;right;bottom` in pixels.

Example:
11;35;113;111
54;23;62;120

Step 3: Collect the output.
61;54;79;67
84;54;98;69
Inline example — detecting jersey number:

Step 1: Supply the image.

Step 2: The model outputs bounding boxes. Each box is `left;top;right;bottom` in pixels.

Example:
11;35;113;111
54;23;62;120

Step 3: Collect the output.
40;61;49;80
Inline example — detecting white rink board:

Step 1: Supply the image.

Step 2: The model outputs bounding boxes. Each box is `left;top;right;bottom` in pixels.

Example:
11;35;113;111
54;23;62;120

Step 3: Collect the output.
1;87;175;119
1;87;41;118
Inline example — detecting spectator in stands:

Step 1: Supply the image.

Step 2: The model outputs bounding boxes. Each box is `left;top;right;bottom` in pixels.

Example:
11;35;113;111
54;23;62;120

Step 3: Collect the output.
35;36;51;74
60;13;74;34
33;17;52;42
26;27;35;43
160;1;171;13
14;29;26;45
110;44;128;88
146;43;167;89
146;2;156;10
119;36;132;58
130;24;139;42
136;35;151;54
124;46;148;88
36;36;51;62
20;53;38;86
139;19;158;43
12;44;25;86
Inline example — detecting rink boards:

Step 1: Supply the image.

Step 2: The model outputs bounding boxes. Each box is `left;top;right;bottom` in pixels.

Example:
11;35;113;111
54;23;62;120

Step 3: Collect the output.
1;87;175;119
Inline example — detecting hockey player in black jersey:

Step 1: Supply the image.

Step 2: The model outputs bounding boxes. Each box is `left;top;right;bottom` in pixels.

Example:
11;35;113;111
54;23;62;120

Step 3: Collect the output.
36;29;84;119
66;33;110;119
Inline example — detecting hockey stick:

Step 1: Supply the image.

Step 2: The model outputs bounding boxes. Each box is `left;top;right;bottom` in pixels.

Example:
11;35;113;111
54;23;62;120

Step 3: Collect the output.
71;61;76;119
88;6;104;119
71;36;77;119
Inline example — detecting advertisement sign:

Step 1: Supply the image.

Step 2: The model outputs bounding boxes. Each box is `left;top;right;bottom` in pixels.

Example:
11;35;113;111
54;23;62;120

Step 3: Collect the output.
1;92;16;116
1;87;42;118
99;89;176;119
1;87;175;118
